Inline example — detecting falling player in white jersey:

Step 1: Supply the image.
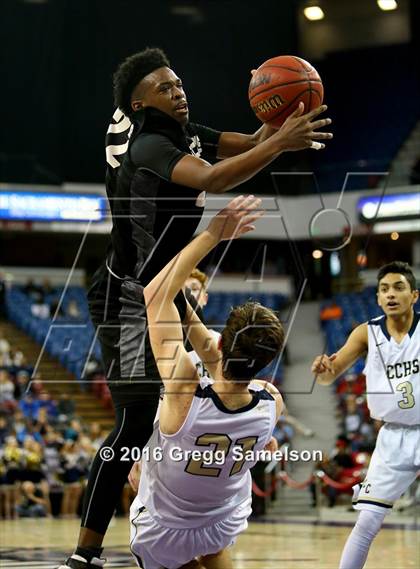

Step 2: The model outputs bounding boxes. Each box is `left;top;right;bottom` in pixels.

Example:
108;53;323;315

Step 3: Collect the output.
129;195;283;569
312;261;419;569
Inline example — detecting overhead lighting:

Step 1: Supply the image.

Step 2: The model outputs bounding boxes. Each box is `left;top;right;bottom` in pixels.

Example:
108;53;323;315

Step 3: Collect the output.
312;249;323;259
390;231;399;240
377;0;398;11
304;6;325;21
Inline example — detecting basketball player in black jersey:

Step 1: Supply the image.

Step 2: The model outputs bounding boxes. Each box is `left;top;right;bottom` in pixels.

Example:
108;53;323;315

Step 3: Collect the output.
59;47;332;569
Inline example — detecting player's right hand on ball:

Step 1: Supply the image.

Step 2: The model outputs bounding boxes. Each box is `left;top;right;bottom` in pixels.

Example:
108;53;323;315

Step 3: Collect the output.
276;103;333;152
311;353;337;383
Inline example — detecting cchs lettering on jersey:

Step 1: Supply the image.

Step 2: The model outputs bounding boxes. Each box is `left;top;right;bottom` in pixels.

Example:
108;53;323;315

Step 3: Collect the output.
363;312;420;425
138;376;277;529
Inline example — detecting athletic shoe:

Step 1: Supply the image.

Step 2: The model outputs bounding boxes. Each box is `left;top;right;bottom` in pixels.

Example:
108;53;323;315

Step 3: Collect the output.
56;554;105;569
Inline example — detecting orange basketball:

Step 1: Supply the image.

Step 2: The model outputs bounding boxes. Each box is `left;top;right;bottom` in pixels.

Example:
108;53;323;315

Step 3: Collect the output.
249;55;324;129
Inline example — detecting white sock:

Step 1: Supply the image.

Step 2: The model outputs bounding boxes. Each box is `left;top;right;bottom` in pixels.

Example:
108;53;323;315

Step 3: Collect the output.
339;509;386;569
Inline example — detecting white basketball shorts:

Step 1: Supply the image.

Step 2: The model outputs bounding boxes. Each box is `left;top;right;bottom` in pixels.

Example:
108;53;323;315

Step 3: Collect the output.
129;495;252;569
352;422;420;515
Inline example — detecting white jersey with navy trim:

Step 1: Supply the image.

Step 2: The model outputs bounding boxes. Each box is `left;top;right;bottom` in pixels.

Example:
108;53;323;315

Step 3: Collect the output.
363;311;420;425
138;377;277;529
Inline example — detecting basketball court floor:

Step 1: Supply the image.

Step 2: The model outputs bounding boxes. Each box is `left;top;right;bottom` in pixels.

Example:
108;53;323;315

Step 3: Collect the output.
1;514;418;568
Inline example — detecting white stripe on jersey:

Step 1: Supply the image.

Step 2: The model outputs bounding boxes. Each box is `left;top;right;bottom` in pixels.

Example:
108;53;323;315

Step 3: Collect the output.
139;376;277;529
105;108;134;168
363;311;419;425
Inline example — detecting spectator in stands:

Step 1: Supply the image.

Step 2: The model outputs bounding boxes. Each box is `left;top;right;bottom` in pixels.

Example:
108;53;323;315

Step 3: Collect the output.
10;347;26;368
64;419;82;442
0;415;8;445
37;391;58;421
31;300;50;319
0;333;10;355
42;278;56;297
23;279;43;301
43;429;64;486
21;436;45;483
0;353;11;367
57;394;76;422
310;454;340;508
3;436;24;484
19;393;40;421
66;299;82;320
84;357;103;381
12;409;28;444
13;370;30;400
343;395;364;435
24;278;51;318
88;422;105;451
16;480;48;518
331;436;355;470
60;440;89;517
29;373;44;396
0;369;16;413
33;407;50;437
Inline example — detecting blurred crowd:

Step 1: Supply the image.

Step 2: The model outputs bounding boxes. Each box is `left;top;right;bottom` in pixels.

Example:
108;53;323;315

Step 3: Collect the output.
0;330;127;520
24;278;83;320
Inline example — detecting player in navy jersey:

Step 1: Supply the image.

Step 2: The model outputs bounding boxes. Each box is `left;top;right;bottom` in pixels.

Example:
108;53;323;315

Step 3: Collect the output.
312;261;419;569
59;47;332;569
130;195;283;568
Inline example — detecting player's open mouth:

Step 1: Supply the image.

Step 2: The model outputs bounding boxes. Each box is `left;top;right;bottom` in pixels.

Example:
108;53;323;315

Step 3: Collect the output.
174;102;188;113
387;302;399;308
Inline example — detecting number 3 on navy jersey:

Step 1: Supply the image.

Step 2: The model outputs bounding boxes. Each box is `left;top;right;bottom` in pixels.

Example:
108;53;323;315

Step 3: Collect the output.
396;381;415;409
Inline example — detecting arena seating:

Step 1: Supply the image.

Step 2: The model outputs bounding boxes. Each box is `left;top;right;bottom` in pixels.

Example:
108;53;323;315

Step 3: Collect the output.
321;287;381;374
6;286;287;383
6;286;101;382
315;44;420;192
204;291;287;324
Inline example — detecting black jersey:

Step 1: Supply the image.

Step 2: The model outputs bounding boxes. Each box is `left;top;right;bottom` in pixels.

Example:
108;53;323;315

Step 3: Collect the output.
103;107;221;285
88;108;220;392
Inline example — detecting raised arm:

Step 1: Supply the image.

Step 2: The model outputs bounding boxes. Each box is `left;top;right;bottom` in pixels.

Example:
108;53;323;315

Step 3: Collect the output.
171;104;332;194
311;323;368;386
143;195;264;394
183;299;221;380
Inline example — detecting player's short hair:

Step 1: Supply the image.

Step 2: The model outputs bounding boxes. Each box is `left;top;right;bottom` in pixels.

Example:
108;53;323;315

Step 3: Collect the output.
113;48;170;116
189;268;209;290
377;261;417;291
221;301;284;382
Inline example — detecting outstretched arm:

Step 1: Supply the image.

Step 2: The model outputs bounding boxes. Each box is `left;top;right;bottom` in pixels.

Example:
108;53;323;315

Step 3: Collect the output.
144;196;264;393
216;123;277;159
171;104;332;194
311;323;368;385
183;299;221;380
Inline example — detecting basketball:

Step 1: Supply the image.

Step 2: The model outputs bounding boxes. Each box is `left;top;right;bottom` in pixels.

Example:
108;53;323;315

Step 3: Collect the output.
249;55;324;129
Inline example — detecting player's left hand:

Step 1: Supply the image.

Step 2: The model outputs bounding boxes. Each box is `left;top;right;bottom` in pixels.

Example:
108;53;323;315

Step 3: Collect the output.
206;194;264;242
264;436;278;454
